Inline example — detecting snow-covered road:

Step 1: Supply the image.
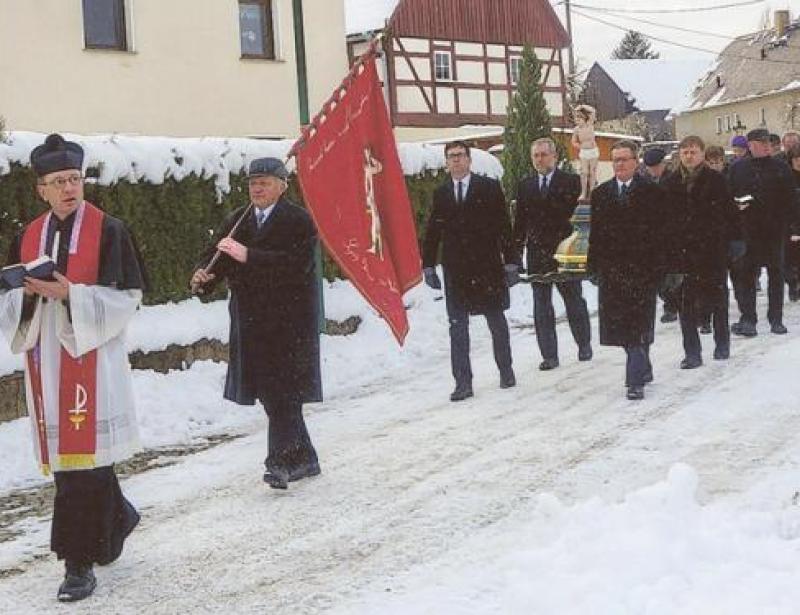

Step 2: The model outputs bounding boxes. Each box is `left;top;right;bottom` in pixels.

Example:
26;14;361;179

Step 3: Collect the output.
2;289;800;614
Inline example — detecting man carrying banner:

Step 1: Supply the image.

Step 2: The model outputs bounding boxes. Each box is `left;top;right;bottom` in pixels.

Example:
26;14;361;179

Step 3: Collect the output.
191;157;322;490
422;141;520;402
0;134;145;601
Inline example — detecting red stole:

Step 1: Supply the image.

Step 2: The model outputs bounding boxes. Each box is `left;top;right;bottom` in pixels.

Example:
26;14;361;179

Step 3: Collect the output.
21;201;104;473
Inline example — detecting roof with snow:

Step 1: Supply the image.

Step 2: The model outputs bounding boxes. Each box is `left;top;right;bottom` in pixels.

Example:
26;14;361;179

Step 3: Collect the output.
675;19;800;115
345;0;400;35
593;59;713;113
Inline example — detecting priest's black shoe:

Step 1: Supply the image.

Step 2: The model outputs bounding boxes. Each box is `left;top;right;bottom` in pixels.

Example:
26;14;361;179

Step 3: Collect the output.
770;322;788;335
660;311;677;323
732;321;757;337
288;460;321;483
263;466;289;490
699;323;712;335
626;385;645;401
680;356;703;369
578;345;593;361
450;383;474;402
713;346;730;360
538;358;559;371
57;562;96;603
499;370;516;389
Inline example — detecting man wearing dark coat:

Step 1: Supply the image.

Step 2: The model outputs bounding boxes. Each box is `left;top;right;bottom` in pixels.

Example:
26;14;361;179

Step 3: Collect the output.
513;137;591;370
588;140;677;401
662;136;743;367
422;141;520;402
192;157;322;489
728;128;800;336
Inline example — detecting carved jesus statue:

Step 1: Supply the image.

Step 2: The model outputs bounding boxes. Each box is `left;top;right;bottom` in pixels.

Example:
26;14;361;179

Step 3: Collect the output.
571;104;599;201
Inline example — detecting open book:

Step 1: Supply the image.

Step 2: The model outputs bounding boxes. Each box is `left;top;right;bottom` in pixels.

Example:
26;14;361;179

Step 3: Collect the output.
0;255;56;290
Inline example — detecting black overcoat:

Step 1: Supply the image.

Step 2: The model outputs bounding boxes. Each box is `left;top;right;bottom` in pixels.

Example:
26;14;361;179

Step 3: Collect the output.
513;169;581;274
587;176;668;347
199;199;322;407
728;155;799;266
662;165;740;280
422;174;519;314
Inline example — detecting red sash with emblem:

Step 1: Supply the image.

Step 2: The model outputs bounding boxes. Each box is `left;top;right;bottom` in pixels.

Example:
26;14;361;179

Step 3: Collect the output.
21;201;103;473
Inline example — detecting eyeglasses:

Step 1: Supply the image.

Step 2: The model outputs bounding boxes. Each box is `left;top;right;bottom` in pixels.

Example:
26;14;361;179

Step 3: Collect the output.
446;152;468;160
612;157;635;164
38;175;83;189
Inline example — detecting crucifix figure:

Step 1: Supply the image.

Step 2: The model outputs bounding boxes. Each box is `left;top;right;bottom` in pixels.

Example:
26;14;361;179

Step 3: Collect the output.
363;147;384;258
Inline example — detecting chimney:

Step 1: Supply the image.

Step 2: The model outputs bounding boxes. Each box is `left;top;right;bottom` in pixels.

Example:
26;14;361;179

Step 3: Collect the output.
775;10;790;37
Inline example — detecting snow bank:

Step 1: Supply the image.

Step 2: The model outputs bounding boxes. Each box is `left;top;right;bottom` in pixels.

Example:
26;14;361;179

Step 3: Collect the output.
0;130;503;198
336;464;800;615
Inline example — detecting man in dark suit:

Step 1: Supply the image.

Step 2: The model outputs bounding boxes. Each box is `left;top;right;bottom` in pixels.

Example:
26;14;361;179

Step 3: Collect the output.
192;157;322;489
588;140;678;400
422;141;520;402
513;137;591;370
662;135;742;367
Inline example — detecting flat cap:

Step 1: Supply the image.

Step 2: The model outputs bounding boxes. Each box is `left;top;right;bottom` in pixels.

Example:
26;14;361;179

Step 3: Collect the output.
643;148;666;167
746;128;770;142
247;157;288;180
30;133;84;177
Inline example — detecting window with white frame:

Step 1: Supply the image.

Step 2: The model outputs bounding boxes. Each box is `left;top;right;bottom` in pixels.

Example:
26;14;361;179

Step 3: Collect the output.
239;0;276;59
434;51;452;81
716;117;723;134
724;115;732;132
733;112;741;130
510;56;522;85
82;0;128;50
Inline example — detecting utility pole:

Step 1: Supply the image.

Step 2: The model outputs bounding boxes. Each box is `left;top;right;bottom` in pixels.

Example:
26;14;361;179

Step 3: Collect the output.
564;0;576;78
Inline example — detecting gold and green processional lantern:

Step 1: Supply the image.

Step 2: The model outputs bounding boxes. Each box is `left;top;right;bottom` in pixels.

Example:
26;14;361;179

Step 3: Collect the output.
553;200;591;275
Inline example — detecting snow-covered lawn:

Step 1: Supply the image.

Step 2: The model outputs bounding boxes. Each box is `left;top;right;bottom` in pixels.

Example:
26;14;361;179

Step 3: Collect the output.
2;277;800;614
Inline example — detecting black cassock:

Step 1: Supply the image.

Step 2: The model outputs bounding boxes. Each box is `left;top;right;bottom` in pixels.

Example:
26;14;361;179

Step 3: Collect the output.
6;206;146;566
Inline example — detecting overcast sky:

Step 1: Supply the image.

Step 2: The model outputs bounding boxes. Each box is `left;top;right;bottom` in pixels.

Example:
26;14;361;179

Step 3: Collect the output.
551;0;800;70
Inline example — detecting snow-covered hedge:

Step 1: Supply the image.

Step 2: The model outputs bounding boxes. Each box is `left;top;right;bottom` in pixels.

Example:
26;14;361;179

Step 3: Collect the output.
0;131;503;303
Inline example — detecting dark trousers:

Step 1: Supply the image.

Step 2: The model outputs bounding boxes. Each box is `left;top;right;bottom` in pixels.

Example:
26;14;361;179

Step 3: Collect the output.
262;400;318;471
532;280;591;360
624;344;652;387
678;275;730;358
730;253;785;325
658;285;680;315
444;278;512;386
52;466;140;565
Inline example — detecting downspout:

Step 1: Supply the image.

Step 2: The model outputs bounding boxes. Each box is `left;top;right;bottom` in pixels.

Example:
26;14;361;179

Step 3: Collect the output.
292;0;325;328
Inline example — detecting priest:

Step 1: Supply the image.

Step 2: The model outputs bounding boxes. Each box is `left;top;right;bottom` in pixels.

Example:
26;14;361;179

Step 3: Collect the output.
0;134;145;602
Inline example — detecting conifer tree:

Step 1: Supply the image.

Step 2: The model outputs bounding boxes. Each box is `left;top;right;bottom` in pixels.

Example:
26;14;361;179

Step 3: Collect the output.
502;46;564;202
611;30;660;59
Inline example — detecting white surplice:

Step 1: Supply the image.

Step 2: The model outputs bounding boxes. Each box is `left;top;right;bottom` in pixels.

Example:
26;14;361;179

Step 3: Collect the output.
0;283;142;473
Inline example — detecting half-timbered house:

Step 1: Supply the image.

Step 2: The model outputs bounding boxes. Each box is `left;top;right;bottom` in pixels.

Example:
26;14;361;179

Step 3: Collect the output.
346;0;571;141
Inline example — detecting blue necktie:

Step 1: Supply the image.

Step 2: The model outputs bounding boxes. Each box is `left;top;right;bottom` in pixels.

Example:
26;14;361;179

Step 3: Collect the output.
457;180;464;204
256;209;266;228
540;176;549;195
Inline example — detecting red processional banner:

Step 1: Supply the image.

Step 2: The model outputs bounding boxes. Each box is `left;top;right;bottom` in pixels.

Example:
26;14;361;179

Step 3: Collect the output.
295;53;421;344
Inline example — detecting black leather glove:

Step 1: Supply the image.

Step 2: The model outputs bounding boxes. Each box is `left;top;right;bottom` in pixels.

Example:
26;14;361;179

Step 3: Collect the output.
728;240;746;262
662;273;685;292
423;267;442;290
504;264;520;288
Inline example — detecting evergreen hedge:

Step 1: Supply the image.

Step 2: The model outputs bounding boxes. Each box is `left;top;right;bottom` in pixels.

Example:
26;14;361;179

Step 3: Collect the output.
0;164;443;304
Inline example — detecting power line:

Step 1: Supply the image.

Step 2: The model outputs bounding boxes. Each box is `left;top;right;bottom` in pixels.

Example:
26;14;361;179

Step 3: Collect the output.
571;0;766;14
580;6;739;40
572;7;800;66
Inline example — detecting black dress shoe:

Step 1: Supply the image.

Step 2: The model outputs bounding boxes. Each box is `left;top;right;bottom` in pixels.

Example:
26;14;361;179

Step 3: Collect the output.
288;460;321;482
732;321;757;337
578;346;593;361
699;324;712;335
538;358;559;371
626;385;645;400
263;466;289;489
450;383;474;402
770;322;788;335
499;371;516;389
57;562;96;602
660;311;677;323
713;346;730;360
680;356;703;369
